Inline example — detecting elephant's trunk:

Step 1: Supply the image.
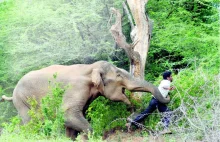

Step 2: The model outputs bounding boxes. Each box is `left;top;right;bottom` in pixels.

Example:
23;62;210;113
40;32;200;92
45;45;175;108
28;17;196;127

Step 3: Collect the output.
126;78;170;104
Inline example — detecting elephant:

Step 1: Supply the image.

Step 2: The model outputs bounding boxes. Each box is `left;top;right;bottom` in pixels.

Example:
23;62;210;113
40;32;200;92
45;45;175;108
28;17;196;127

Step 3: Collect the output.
1;60;170;140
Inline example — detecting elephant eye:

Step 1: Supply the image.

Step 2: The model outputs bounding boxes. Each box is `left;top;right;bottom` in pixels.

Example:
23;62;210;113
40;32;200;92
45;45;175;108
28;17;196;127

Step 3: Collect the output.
117;74;123;79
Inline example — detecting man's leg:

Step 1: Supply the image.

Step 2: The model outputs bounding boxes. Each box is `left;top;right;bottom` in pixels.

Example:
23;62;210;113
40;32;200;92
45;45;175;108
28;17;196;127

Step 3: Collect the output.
158;103;172;134
128;98;158;127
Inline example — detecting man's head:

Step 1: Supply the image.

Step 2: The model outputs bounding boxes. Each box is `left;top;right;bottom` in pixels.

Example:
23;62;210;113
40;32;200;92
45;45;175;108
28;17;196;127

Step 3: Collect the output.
163;71;173;82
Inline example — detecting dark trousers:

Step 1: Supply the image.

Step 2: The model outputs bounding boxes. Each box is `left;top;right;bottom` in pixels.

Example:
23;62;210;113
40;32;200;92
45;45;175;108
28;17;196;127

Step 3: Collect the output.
132;97;171;128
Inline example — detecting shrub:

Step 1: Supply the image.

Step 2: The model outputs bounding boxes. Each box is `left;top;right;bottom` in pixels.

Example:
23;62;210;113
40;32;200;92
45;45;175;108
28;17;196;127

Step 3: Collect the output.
86;96;130;137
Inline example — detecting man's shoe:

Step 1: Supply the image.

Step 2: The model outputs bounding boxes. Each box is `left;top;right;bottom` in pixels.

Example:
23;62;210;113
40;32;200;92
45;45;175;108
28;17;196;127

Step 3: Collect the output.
127;117;133;123
125;118;133;133
125;122;131;127
125;122;132;133
160;128;172;135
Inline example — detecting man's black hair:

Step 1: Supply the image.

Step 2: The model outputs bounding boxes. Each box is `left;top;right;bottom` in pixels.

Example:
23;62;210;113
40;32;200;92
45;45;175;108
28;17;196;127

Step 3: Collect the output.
163;71;172;79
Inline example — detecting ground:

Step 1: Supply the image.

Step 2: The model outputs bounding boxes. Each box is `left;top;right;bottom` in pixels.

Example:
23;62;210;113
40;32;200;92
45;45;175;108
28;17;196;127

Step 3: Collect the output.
104;129;167;142
104;129;202;142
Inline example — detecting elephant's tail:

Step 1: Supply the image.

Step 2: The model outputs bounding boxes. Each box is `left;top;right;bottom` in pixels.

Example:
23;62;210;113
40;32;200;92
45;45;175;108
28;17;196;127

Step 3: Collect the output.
0;95;13;102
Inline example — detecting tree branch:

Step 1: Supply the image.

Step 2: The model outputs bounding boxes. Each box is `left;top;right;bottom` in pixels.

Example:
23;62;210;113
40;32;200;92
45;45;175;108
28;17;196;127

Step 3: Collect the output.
110;7;141;77
110;8;130;50
122;1;134;30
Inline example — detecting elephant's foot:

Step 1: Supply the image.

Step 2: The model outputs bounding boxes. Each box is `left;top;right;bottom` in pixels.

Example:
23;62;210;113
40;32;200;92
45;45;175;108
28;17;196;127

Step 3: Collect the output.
79;133;88;142
65;127;78;141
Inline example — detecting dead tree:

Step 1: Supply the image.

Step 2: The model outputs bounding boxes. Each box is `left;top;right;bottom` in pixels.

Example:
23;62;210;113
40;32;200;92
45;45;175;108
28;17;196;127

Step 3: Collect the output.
110;0;152;96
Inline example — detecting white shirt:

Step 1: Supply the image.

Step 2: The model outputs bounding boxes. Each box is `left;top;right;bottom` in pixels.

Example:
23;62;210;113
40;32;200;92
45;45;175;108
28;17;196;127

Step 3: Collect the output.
158;80;171;98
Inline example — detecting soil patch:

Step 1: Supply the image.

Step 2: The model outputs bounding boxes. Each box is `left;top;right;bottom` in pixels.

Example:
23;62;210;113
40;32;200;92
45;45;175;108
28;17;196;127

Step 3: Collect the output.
104;129;166;142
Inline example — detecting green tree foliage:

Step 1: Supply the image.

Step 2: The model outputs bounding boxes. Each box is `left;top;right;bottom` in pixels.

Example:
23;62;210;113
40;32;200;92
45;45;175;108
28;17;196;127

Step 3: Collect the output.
145;0;219;79
0;0;116;81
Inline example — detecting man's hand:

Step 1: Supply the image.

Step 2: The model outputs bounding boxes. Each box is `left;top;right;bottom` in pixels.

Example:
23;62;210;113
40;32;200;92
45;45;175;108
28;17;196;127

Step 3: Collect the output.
170;86;175;90
163;86;175;90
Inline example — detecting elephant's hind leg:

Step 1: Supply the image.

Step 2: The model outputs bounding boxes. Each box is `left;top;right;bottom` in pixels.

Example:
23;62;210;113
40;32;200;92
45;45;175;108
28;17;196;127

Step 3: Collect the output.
13;98;31;124
17;106;31;124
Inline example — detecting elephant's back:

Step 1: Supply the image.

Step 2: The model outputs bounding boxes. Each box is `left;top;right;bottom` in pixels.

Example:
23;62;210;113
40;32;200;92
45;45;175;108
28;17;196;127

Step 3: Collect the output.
13;71;51;103
12;64;93;103
36;64;92;76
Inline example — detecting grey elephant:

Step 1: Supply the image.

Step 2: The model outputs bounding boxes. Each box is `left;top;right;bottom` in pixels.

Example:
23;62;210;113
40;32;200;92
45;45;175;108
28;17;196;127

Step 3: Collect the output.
1;61;170;140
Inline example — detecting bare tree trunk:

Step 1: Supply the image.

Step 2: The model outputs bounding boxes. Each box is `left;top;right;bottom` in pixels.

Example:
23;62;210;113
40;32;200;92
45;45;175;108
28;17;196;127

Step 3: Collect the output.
127;0;150;79
110;0;151;97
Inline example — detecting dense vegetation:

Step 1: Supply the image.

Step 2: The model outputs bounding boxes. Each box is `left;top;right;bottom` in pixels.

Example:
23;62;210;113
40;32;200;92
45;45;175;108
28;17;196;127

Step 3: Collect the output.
0;0;219;141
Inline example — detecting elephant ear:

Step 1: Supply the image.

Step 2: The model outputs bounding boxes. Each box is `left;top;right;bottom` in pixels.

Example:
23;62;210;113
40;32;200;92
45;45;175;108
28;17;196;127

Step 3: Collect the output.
91;69;104;94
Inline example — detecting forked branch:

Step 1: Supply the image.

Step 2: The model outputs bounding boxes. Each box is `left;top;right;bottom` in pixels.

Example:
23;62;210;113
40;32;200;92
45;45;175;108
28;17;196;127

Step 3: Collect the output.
110;7;141;77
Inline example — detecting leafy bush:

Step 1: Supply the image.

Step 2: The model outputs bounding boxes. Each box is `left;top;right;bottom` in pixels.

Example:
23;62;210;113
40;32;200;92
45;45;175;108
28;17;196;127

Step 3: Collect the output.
1;116;21;133
86;96;130;137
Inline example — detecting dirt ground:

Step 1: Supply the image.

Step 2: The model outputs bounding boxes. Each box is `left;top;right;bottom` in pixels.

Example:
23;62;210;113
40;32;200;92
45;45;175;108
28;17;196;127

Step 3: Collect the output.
104;129;203;142
104;130;167;142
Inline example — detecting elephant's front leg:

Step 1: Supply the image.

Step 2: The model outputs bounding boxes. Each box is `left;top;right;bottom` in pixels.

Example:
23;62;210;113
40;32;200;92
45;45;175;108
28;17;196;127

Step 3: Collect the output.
65;110;92;140
65;127;79;141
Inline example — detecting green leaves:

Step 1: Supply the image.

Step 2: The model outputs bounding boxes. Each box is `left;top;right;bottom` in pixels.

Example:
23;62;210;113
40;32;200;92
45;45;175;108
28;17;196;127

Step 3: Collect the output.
86;96;130;137
145;0;218;80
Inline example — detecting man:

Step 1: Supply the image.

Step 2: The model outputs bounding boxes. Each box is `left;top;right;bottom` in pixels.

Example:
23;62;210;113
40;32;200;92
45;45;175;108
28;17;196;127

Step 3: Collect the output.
126;71;175;134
